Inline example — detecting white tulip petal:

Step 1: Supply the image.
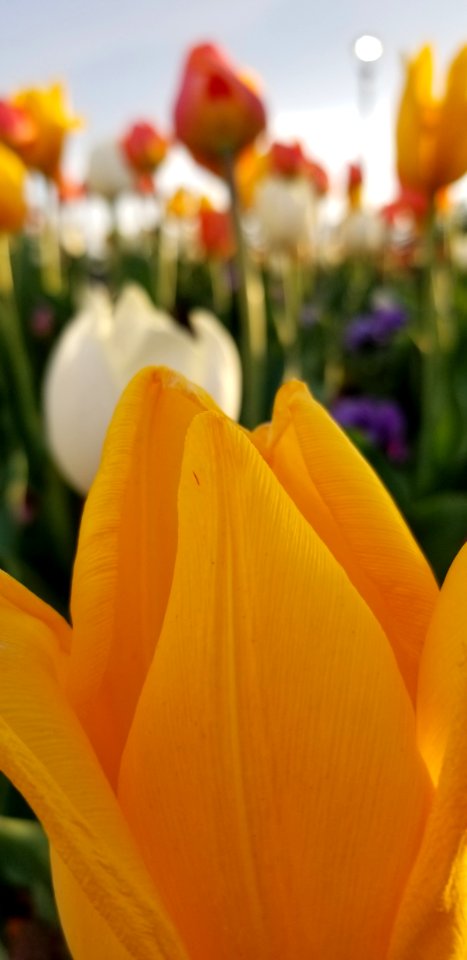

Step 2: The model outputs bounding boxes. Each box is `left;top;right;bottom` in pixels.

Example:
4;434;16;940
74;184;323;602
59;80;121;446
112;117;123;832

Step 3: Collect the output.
88;141;135;200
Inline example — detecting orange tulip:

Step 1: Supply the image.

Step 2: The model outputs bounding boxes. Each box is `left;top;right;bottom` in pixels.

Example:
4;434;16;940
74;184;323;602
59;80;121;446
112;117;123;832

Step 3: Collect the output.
2;367;467;958
397;45;467;196
173;43;266;168
12;83;81;182
0;143;27;232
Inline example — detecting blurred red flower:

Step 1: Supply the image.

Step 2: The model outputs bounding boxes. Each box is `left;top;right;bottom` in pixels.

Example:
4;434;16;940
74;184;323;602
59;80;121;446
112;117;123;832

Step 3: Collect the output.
173;43;266;169
121;120;168;174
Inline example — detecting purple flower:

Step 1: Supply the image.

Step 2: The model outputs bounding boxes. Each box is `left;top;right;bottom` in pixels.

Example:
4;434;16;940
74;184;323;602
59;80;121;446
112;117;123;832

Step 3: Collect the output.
331;396;408;461
344;302;407;351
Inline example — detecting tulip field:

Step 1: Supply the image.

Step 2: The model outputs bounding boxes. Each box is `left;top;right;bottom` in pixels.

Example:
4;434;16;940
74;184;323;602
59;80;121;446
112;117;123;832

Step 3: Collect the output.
0;36;467;959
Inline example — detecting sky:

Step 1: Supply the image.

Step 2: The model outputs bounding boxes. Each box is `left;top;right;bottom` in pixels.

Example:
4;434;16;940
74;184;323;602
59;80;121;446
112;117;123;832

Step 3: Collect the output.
1;0;467;204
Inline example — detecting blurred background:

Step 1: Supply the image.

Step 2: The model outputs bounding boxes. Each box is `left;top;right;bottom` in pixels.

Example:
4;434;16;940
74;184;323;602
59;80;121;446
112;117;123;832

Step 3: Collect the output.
1;6;467;954
2;0;466;205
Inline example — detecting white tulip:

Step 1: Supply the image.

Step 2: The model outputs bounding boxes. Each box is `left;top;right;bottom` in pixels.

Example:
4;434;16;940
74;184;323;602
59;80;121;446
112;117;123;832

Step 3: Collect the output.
254;175;314;253
87;140;135;200
44;284;242;494
338;210;385;257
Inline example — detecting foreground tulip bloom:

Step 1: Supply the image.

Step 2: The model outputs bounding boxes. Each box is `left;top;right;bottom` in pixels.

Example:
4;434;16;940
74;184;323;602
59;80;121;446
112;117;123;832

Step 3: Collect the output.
3;366;467;957
12;83;81;182
43;285;241;492
173;42;266;168
397;45;467;196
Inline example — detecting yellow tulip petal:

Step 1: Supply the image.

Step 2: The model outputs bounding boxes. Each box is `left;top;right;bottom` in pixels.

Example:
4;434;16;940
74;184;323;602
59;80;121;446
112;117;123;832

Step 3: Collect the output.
435;46;467;188
389;548;467;957
119;412;431;960
0;571;188;960
416;543;467;782
0;143;27;233
253;380;438;701
413;45;435;103
13;83;81;179
68;366;217;784
396;46;439;193
50;853;136;959
0;568;70;645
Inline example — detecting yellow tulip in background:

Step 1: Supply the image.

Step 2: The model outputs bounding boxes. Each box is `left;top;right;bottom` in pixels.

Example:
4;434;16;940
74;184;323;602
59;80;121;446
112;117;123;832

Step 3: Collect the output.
12;82;81;182
0;142;27;233
1;366;467;958
397;44;467;196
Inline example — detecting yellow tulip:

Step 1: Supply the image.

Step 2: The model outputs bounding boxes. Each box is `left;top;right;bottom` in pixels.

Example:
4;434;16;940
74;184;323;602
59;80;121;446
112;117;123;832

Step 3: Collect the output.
12;83;81;182
235;143;269;208
2;367;467;958
165;187;200;220
397;44;467;196
0;142;27;232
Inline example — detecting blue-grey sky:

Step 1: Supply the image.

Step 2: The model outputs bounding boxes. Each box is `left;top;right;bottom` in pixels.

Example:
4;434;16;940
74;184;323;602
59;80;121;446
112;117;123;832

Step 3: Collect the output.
1;0;466;200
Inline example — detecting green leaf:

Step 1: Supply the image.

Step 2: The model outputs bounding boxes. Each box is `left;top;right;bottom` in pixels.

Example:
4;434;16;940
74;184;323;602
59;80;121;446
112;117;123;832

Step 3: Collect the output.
408;492;467;582
0;817;58;926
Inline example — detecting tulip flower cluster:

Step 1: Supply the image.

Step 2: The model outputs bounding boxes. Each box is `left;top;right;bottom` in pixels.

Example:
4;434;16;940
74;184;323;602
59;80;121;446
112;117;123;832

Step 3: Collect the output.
2;33;467;960
88;121;169;199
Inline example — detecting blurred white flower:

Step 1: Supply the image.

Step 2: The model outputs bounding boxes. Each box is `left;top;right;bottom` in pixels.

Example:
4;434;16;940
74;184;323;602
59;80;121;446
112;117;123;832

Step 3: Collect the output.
338;209;385;257
87;140;135;200
44;284;242;493
254;175;314;253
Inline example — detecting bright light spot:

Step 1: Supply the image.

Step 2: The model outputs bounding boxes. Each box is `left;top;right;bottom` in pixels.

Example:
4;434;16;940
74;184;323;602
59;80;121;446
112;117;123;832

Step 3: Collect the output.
354;34;383;63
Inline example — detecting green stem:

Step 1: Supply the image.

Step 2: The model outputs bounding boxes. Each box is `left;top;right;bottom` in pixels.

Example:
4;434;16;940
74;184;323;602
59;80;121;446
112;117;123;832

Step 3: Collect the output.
155;224;178;313
208;259;231;317
224;154;267;427
0;234;75;570
0;235;45;485
276;255;303;380
40;182;63;296
416;204;458;494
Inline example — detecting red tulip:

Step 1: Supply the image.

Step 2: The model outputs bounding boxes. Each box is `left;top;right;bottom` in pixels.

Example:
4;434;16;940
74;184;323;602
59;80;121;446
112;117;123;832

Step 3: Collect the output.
198;205;235;259
381;187;429;225
303;157;329;195
173;43;266;167
121;121;168;175
268;141;329;194
0;100;36;149
269;141;304;177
